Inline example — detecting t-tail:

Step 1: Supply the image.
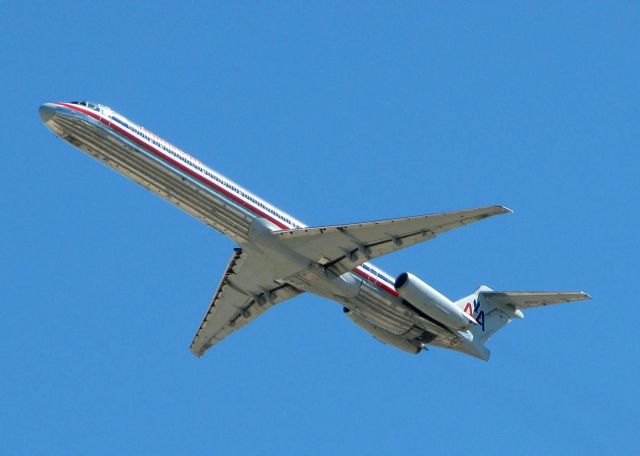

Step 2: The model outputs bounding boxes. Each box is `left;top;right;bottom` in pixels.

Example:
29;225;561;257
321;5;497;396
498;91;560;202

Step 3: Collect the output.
451;286;590;361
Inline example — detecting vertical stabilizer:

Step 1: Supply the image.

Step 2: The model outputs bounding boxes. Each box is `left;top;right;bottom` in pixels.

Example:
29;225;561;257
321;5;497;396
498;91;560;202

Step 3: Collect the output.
451;287;588;360
450;286;514;360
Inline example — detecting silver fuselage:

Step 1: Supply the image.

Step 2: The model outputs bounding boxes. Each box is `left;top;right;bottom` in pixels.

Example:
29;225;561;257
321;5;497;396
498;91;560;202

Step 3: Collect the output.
40;102;462;351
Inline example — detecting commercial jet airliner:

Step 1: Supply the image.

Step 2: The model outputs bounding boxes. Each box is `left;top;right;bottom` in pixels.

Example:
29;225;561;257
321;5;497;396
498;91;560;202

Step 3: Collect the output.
39;101;589;360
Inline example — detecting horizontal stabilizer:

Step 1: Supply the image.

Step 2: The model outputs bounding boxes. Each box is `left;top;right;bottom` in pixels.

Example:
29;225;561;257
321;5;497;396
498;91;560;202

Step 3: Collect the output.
480;291;590;310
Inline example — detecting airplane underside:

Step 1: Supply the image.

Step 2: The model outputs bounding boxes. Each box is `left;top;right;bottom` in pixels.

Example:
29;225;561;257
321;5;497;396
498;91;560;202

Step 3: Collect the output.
44;109;472;356
40;101;590;361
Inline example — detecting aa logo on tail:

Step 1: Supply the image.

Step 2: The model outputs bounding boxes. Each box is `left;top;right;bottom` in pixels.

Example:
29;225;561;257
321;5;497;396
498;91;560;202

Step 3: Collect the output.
463;299;485;331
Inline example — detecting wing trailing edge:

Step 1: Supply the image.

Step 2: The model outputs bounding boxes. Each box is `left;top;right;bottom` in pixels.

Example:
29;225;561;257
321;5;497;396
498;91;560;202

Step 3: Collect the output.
273;205;512;275
190;248;302;357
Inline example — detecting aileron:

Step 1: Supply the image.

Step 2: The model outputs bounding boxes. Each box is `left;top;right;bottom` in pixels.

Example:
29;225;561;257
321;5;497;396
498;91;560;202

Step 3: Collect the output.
273;206;511;275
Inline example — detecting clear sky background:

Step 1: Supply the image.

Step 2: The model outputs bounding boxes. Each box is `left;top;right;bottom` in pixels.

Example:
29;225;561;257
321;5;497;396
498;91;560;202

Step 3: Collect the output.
1;2;638;454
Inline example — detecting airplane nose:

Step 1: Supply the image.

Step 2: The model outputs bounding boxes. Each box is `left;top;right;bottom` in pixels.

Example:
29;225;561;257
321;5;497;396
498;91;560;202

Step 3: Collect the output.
39;103;56;124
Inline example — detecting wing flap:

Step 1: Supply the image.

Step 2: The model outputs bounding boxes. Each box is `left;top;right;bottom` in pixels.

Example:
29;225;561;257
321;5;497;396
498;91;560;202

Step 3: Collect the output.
274;205;511;275
190;248;302;357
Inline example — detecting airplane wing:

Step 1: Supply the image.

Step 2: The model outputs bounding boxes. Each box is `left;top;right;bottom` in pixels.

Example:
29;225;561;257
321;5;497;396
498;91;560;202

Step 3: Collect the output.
480;291;590;309
190;248;302;357
273;206;511;275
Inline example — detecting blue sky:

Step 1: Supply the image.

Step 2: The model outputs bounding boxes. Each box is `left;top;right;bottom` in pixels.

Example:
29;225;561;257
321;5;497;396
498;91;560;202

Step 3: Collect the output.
2;2;638;454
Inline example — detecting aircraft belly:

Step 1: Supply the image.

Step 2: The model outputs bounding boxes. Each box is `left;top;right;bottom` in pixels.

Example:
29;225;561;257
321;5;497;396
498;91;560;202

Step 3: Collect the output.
339;280;463;348
49;116;256;242
341;280;415;335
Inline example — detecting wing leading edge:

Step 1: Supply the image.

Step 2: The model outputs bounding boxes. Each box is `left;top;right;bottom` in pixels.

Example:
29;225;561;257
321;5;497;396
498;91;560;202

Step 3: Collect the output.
190;248;302;357
273;205;511;275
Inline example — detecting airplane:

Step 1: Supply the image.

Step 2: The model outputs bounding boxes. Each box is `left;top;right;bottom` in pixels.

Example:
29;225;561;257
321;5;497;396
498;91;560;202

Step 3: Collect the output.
39;101;590;361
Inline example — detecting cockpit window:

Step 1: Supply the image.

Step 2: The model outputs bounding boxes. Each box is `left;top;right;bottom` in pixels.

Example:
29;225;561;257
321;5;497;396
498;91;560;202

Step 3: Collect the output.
69;100;100;111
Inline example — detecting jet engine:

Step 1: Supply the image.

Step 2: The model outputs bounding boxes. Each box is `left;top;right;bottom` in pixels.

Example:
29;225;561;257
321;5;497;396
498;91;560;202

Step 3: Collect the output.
394;272;476;331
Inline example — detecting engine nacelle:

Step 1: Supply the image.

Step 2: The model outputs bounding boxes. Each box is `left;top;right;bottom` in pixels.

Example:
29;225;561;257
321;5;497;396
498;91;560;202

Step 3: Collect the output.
394;272;475;331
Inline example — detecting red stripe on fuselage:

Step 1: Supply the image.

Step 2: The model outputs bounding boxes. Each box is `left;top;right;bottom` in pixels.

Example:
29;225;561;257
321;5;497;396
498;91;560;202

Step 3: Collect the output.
57;102;290;230
56;102;399;298
353;267;400;297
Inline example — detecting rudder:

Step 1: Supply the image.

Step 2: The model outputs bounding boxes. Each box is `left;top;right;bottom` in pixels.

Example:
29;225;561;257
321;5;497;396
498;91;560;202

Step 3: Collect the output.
451;286;515;360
